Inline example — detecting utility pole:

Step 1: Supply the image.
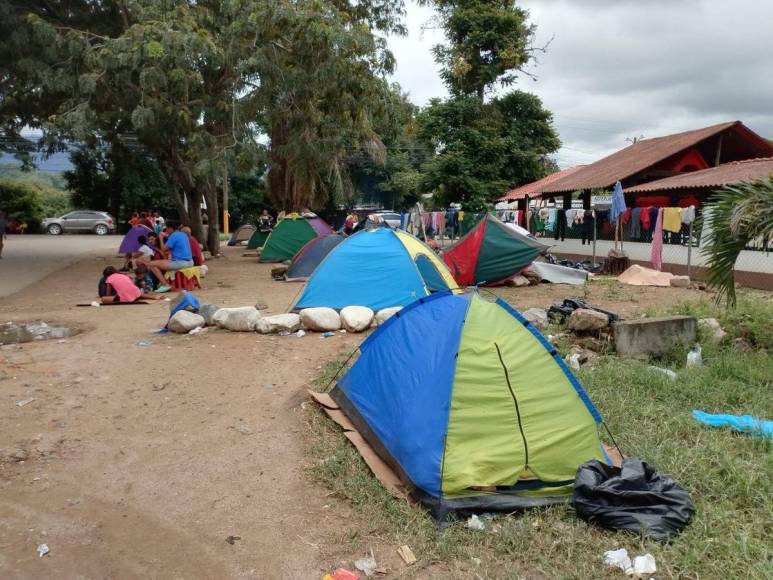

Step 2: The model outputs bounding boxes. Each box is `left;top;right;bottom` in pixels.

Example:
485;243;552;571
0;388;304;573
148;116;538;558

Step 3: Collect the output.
222;163;229;235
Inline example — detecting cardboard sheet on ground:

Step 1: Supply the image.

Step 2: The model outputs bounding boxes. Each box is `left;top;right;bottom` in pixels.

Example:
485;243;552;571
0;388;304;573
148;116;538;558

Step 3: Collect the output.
308;390;412;502
530;261;588;285
617;264;674;287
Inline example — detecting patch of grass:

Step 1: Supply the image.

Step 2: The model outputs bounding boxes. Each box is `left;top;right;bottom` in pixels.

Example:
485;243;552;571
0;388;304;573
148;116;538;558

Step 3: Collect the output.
304;337;773;578
663;293;773;350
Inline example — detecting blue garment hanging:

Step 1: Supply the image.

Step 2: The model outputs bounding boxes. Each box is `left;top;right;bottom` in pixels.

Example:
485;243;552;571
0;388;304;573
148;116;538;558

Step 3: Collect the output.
610;181;627;223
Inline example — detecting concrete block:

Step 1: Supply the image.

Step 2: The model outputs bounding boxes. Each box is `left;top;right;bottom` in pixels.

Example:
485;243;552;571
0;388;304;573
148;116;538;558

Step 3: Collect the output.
613;316;696;357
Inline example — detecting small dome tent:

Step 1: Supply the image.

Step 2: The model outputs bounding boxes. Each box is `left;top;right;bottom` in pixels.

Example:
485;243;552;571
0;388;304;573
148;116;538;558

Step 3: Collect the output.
227;224;257;246
285;234;345;281
442;213;550;286
330;291;610;520
259;213;333;262
293;228;458;311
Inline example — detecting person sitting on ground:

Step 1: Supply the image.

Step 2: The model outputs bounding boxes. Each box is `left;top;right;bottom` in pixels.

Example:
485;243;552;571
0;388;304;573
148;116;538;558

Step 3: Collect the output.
148;221;193;293
133;263;156;293
181;226;205;266
98;266;143;304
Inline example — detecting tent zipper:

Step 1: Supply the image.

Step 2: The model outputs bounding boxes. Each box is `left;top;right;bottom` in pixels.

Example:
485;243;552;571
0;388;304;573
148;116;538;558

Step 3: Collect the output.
494;342;529;467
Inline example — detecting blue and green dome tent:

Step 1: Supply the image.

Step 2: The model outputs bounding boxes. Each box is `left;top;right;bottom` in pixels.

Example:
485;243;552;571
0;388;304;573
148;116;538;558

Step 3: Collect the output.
293;228;459;311
330;290;610;520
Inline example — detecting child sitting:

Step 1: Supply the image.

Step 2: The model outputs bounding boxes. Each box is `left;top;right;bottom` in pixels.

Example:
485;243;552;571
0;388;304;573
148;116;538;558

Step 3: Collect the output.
134;263;156;293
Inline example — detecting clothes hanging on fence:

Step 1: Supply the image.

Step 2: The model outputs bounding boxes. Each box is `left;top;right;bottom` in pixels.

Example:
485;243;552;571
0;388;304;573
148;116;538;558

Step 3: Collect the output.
544;208;556;232
530;211;545;233
681;206;695;225
640;206;653;232
553;209;567;241
565;209;578;224
630;208;642;240
622;208;632;224
650;208;664;271
581;210;595;245
663;207;682;233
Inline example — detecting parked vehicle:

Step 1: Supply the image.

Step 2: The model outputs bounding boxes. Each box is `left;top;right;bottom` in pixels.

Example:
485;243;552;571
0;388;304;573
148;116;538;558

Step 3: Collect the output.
372;211;401;229
42;211;116;235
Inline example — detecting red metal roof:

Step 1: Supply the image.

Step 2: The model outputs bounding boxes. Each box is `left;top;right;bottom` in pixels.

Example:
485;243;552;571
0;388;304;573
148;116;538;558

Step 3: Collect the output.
499;166;585;201
626;157;773;193
537;121;773;194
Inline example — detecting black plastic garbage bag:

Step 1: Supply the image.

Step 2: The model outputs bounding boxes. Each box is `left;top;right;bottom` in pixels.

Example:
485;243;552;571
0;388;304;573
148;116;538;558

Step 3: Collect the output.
573;458;694;542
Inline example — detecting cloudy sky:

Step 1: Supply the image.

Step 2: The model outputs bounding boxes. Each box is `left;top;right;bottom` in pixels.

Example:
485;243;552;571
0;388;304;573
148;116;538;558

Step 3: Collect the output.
388;0;773;168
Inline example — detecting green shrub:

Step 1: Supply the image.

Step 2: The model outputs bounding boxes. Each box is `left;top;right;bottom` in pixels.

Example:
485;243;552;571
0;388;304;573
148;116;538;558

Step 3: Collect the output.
0;179;46;230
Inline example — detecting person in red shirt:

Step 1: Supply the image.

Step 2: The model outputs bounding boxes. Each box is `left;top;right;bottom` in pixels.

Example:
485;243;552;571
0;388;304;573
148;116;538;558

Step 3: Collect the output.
182;226;205;266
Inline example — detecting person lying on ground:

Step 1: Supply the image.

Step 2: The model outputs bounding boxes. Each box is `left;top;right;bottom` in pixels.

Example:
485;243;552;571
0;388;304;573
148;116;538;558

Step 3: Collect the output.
181;226;205;266
148;221;193;293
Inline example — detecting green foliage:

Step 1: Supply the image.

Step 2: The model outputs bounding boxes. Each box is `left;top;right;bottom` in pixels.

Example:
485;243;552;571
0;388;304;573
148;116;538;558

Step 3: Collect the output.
64;145;170;226
349;86;427;209
227;168;269;227
702;178;773;306
418;92;559;210
0;178;46;229
664;294;773;350
426;0;535;99
1;0;408;251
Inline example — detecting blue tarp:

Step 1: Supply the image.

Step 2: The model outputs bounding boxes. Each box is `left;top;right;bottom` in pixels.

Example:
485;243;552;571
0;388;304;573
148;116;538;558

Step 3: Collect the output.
692;410;773;439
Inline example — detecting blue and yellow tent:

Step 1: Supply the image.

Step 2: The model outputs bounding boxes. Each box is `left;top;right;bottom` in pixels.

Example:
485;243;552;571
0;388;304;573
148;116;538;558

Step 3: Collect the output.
331;290;610;519
293;228;459;311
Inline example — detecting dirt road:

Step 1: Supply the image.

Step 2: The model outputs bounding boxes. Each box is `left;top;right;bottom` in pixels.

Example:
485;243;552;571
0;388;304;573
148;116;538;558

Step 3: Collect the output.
0;245;367;578
0;235;119;298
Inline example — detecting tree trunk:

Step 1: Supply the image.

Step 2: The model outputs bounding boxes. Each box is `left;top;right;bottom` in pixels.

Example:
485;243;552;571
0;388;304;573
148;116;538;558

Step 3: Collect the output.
202;176;221;255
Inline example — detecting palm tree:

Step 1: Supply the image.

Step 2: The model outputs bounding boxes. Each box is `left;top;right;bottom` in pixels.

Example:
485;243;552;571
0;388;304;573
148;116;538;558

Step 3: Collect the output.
702;176;773;306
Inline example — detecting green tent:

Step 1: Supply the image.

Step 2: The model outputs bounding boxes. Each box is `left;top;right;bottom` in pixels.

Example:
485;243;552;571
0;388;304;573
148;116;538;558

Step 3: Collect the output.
247;229;270;250
259;213;333;262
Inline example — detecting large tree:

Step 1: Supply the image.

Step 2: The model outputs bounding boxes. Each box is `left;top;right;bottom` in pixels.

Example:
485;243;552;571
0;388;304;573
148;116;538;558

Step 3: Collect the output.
348;85;427;210
418;0;559;210
0;0;405;251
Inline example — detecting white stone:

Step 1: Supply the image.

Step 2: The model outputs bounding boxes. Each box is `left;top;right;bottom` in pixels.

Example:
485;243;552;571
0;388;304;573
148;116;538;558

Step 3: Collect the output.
199;304;221;326
569;308;609;332
255;313;302;334
670;275;691;288
340;306;375;333
522;307;548;329
505;275;530;288
168;311;205;334
214;306;261;332
299;307;341;332
699;317;727;341
199;264;209;278
375;307;402;325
